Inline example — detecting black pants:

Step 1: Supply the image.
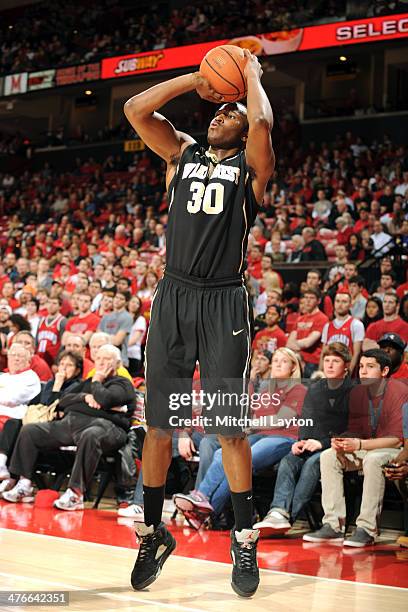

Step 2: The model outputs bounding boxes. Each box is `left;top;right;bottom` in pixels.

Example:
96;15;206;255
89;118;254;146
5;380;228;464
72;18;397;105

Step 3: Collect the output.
9;412;127;492
0;418;22;458
128;357;143;377
145;270;252;434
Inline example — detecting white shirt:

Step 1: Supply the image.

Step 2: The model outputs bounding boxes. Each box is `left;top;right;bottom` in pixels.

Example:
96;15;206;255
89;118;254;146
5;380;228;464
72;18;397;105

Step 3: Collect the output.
395;182;408;197
128;316;147;361
371;231;393;256
0;369;41;419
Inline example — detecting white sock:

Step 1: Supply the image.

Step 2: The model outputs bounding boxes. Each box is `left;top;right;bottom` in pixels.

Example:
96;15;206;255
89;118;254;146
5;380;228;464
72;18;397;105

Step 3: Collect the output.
19;477;32;489
0;453;7;468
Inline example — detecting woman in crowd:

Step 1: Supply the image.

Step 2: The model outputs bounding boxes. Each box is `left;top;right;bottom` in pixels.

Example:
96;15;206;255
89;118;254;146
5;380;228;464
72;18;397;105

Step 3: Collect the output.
346;233;365;262
254;342;354;536
137;270;158;300
173;348;307;529
127;296;147;377
362;296;383;329
0;351;83;495
7;314;32;346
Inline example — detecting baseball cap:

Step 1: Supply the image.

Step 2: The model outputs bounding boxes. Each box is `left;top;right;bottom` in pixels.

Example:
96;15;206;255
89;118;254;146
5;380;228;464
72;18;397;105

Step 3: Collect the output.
378;333;406;352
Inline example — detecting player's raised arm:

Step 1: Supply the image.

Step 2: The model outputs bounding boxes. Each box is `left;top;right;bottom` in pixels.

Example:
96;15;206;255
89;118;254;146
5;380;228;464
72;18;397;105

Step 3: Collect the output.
243;50;275;203
124;74;221;171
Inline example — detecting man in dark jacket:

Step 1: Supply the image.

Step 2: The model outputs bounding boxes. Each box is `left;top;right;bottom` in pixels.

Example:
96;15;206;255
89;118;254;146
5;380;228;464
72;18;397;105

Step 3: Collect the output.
3;345;135;510
300;228;327;262
254;342;354;535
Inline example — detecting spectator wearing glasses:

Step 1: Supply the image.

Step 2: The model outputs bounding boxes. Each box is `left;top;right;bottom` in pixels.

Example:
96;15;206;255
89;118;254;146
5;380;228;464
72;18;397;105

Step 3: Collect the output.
0;344;41;480
3;345;135;509
11;331;52;382
0;351;83;495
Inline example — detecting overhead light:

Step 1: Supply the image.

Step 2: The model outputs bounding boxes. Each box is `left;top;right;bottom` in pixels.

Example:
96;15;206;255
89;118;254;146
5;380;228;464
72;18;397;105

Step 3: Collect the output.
84;90;92;95
73;29;78;34
9;25;13;29
339;55;347;62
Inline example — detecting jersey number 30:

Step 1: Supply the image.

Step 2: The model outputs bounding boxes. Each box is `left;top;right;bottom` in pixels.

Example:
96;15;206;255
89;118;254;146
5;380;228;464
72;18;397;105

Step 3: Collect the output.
187;181;224;215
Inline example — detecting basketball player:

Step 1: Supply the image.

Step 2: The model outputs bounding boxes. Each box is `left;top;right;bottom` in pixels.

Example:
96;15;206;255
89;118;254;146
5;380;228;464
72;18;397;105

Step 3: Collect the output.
124;50;275;597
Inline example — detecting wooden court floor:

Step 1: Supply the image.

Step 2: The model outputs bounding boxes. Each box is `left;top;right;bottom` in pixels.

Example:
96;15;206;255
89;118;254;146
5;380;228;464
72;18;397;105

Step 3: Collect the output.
0;528;407;612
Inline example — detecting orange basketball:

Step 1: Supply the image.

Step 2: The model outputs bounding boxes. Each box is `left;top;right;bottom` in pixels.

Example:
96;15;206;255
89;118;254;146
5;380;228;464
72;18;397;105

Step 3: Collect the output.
200;45;247;102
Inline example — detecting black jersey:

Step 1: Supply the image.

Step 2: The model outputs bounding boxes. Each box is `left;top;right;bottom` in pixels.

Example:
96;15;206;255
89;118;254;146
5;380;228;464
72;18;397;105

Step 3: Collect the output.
165;143;259;279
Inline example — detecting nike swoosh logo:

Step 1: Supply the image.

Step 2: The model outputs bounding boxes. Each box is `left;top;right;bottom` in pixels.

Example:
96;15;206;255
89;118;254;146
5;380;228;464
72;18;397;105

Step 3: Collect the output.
246;496;252;501
233;329;244;336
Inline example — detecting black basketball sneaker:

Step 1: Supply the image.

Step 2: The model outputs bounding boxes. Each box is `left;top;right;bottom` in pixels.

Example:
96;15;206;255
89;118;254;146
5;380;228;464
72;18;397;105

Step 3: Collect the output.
230;528;260;597
131;522;176;590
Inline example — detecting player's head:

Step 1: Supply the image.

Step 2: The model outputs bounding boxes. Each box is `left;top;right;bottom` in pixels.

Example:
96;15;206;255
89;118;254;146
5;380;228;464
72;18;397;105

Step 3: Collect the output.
207;102;248;150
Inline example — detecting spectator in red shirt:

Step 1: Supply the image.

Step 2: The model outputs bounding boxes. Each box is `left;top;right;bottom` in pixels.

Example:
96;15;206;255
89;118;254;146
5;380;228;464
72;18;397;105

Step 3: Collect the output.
252;306;287;354
364;294;408;349
63;293;100;350
396;269;408;300
378;333;408;380
36;296;67;366
2;282;19;310
353;208;370;234
334;215;354;246
0;262;10;294
247;245;263;280
12;330;52;382
251;226;267;251
286;288;329;377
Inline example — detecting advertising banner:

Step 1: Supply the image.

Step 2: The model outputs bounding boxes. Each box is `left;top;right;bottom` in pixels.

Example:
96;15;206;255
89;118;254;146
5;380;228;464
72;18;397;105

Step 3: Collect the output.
27;69;55;91
4;72;28;95
101;13;408;80
56;63;100;86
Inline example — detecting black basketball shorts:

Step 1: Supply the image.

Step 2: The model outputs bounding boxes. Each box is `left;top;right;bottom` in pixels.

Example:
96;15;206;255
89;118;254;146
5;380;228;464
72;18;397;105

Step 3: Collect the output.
144;268;253;435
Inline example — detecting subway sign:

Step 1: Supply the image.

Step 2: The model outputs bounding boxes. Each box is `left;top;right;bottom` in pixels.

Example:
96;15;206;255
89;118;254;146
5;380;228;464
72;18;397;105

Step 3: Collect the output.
1;14;407;97
101;13;408;80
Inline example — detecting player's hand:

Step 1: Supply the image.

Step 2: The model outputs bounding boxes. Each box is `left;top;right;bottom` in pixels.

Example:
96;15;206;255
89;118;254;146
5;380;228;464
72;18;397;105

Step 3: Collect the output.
243;49;262;79
84;394;101;410
178;435;196;460
194;72;223;103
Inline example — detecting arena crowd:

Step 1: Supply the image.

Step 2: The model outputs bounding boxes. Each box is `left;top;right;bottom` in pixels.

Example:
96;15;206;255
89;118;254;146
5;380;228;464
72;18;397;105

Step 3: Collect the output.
0;125;407;546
